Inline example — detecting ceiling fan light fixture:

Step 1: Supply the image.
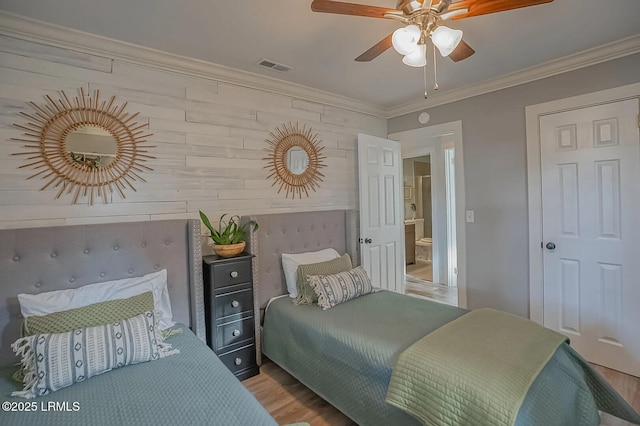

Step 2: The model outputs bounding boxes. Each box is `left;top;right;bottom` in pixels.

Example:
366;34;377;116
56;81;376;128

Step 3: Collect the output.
392;24;421;55
431;25;463;57
402;43;427;67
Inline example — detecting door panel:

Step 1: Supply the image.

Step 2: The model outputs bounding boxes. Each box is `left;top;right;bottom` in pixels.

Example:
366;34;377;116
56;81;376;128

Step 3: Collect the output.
358;134;404;293
540;98;640;376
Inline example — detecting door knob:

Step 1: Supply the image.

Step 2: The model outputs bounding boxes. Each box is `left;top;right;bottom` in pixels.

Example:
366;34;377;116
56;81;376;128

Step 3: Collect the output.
546;242;556;250
364;238;372;244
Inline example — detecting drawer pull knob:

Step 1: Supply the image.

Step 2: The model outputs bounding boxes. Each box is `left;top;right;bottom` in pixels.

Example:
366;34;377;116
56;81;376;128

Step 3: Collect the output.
230;271;239;278
231;300;240;308
232;329;241;337
234;357;242;366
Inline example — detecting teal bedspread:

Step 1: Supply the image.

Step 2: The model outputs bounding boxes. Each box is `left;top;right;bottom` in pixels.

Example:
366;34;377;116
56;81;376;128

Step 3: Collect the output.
263;291;467;425
0;324;276;426
263;291;640;426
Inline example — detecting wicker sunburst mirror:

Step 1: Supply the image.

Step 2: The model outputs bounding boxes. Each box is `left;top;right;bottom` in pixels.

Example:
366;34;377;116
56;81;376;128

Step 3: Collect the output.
264;122;326;199
12;87;154;205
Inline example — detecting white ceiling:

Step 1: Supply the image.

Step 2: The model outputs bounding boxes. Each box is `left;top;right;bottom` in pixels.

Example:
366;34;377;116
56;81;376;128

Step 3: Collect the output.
1;0;639;111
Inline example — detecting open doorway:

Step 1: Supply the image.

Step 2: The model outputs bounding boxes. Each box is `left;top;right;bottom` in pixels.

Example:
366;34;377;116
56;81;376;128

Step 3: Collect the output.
390;121;465;308
402;147;458;306
403;154;434;282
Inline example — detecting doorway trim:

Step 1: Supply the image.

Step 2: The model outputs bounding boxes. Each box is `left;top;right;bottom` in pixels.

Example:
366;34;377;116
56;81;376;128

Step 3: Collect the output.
389;120;467;308
525;82;640;324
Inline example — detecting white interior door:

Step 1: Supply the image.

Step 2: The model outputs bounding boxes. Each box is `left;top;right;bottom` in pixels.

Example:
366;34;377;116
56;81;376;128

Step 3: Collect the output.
540;98;640;377
357;134;404;293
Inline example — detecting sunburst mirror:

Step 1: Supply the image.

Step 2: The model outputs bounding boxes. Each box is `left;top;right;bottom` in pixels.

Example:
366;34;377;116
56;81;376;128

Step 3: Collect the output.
12;87;154;205
264;122;326;199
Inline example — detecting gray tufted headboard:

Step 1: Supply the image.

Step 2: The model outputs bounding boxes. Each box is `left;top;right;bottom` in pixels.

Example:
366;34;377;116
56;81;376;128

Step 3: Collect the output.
242;210;359;310
0;219;204;367
240;210;358;365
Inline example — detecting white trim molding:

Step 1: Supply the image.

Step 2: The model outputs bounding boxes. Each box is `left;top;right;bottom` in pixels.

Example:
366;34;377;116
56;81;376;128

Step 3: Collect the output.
0;11;385;118
525;82;640;324
389;121;467;308
389;35;640;118
1;11;638;119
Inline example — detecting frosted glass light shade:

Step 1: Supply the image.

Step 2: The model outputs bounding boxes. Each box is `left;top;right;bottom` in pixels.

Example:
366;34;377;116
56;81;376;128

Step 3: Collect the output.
431;26;463;57
402;43;427;67
392;24;421;55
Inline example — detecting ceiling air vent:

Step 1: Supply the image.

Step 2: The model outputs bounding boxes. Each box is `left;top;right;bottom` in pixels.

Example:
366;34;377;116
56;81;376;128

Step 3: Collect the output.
257;58;292;73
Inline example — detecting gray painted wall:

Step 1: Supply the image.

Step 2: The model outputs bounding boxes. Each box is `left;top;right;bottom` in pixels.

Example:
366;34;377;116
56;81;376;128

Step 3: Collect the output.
388;53;640;317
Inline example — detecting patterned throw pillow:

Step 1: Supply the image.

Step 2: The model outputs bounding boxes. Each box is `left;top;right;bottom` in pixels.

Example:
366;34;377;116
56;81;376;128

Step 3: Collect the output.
294;254;353;306
21;291;154;337
11;311;178;399
308;266;378;310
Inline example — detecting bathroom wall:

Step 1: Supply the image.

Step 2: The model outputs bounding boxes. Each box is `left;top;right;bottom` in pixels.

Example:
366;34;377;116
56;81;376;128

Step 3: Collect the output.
413;160;431;238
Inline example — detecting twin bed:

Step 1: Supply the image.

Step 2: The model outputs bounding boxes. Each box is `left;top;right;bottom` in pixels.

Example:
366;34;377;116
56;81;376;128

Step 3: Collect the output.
244;210;640;426
1;211;638;426
0;220;275;425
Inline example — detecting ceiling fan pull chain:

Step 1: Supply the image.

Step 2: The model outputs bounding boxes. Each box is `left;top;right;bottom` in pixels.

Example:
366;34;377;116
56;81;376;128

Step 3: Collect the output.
433;44;439;91
423;62;428;99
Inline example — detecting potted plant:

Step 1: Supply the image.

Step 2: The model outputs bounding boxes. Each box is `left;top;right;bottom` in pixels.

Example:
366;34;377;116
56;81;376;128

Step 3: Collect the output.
199;211;259;258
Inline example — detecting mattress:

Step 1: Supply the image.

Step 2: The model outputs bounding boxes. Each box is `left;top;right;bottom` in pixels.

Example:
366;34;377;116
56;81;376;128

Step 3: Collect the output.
262;291;640;426
0;324;276;426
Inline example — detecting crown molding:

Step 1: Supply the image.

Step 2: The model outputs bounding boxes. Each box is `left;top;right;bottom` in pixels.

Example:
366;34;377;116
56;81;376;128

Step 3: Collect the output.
0;11;386;118
1;11;638;121
385;34;640;118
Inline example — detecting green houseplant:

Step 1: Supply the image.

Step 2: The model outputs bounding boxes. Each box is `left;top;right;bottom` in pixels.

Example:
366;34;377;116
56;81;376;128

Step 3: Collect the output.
199;211;259;258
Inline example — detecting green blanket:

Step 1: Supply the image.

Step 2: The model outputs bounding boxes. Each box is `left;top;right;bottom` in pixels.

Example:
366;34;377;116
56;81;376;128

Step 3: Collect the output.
386;308;568;426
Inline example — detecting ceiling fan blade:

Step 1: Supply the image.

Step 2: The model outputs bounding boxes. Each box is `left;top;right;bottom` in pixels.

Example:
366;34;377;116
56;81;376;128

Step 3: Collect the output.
448;0;553;19
355;34;393;62
448;39;475;62
311;0;399;19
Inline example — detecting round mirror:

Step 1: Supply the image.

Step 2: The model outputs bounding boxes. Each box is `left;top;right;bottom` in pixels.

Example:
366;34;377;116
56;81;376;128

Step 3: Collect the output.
12;87;154;205
286;146;309;175
65;125;118;168
264;122;326;199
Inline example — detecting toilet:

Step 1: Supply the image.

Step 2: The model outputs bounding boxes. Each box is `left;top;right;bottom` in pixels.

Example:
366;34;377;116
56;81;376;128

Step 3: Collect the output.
415;237;432;262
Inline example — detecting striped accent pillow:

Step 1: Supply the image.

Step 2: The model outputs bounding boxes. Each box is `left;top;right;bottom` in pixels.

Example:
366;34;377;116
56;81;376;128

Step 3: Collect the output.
308;266;378;310
294;254;353;306
11;311;178;399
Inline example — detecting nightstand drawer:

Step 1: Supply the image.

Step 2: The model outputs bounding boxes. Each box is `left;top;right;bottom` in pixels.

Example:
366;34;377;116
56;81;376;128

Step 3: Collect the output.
216;316;255;350
214;287;253;318
219;344;256;375
212;260;252;288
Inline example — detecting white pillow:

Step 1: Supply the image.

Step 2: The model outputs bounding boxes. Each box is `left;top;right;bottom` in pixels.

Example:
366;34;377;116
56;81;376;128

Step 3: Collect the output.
17;269;175;330
281;248;339;297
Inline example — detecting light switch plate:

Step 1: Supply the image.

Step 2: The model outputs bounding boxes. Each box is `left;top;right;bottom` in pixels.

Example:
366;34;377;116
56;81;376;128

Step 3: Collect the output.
465;210;475;223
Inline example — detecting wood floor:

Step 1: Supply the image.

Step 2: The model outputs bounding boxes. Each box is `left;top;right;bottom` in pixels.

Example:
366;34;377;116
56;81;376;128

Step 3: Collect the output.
405;277;458;306
406;260;433;282
244;359;355;426
244;359;640;426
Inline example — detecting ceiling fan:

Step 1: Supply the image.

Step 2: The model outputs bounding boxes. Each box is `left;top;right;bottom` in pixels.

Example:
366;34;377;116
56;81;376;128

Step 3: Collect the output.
310;0;554;66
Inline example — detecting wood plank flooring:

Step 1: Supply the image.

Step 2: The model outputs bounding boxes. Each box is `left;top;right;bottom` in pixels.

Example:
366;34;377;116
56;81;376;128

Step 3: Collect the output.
243;359;355;426
405;279;458;306
244;359;640;426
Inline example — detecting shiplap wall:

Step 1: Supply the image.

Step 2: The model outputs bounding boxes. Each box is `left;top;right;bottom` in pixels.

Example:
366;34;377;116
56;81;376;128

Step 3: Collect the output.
0;34;387;231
